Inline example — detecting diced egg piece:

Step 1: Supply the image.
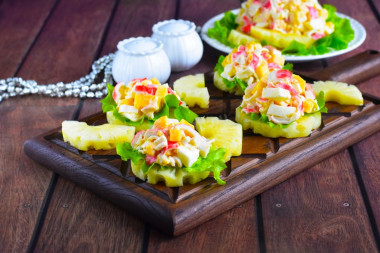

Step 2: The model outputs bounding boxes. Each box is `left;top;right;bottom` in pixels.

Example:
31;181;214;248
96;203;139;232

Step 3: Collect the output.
267;103;296;118
262;87;291;100
177;145;199;167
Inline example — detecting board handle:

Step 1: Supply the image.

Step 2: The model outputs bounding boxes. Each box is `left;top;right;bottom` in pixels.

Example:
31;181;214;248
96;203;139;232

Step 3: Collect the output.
300;50;380;84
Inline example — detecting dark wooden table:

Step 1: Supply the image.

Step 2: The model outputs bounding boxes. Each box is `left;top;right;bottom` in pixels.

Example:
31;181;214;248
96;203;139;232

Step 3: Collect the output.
1;0;379;252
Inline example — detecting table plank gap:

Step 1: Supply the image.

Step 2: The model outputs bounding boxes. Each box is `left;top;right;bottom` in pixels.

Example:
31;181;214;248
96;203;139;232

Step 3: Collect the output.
255;195;267;253
26;173;59;253
0;0;57;77
13;0;60;77
366;0;380;24
348;146;380;250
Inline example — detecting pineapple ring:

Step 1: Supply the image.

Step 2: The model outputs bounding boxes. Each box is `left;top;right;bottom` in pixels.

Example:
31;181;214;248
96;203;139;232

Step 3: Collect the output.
62;121;135;151
173;74;210;109
236;107;321;138
195;117;242;162
312;81;363;106
131;161;210;187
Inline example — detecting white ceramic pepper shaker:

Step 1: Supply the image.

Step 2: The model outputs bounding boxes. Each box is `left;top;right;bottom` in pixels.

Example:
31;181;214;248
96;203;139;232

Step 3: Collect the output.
112;37;171;84
152;19;203;72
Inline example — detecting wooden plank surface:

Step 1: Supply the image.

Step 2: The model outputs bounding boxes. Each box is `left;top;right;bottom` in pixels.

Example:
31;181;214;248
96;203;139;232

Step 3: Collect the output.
146;0;260;250
0;0;379;251
262;152;377;252
0;0;75;252
33;0;177;251
326;0;380;242
261;0;380;251
0;0;56;77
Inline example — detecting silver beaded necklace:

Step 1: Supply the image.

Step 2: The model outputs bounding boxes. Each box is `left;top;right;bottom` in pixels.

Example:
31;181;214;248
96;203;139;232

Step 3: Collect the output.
0;53;115;104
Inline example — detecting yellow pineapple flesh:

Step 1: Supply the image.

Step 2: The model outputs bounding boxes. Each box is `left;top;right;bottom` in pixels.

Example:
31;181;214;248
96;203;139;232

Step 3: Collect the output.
228;29;257;46
312;81;363;105
131;162;209;187
195;117;242;161
249;26;314;49
62;120;135;151
235;107;321;138
173;74;210;108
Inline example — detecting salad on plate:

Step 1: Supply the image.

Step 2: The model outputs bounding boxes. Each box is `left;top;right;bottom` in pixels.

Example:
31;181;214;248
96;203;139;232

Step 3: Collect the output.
207;0;355;57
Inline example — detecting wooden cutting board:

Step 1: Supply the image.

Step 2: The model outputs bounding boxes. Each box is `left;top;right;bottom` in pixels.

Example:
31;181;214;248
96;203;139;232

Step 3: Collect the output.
24;50;380;236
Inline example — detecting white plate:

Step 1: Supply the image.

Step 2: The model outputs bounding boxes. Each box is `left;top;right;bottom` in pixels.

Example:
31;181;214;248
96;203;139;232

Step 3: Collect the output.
201;9;366;62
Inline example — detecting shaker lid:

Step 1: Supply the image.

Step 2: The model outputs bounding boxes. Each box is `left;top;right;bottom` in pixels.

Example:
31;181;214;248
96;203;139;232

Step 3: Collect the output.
117;37;163;55
152;19;196;37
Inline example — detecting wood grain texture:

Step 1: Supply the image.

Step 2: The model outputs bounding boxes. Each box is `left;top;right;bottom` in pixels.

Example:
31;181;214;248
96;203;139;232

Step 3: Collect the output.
34;179;145;252
147;200;259;253
24;87;380;236
260;1;380;251
98;0;178;57
147;0;260;249
0;99;77;252
33;0;178;251
0;0;56;77
169;0;242;83
0;0;78;252
3;0;380;251
352;132;380;232
24;0;146;251
262;151;377;252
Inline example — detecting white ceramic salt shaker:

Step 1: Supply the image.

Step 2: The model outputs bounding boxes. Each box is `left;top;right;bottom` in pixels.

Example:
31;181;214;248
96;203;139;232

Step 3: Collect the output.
112;37;171;84
152;19;203;72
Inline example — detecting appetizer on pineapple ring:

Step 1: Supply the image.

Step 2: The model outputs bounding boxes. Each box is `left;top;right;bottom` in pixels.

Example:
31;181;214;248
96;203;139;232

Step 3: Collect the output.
117;116;228;187
236;68;326;138
101;78;198;131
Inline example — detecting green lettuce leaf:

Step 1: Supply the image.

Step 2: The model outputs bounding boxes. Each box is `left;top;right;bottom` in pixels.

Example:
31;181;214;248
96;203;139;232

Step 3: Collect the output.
117;142;227;185
207;11;237;48
100;84;197;124
214;55;248;91
316;91;328;113
100;84;117;112
186;147;227;185
282;63;294;71
234;77;248;91
174;106;198;123
215;55;225;75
